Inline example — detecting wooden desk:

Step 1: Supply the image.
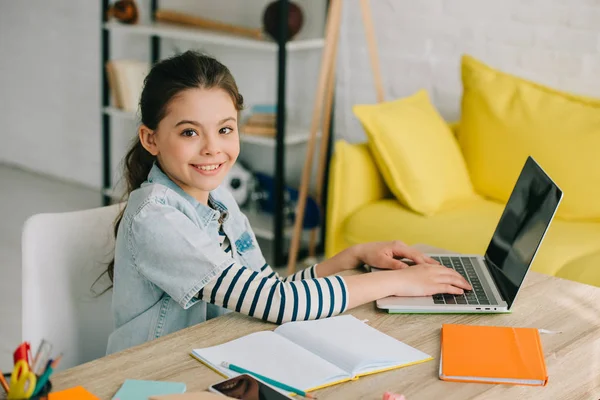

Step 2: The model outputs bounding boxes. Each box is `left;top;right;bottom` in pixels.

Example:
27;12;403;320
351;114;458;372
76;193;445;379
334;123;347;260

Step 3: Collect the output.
52;247;600;399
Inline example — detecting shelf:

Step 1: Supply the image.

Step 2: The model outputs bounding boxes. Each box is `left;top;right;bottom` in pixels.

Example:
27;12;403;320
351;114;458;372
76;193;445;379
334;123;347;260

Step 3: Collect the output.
103;107;317;147
103;21;325;52
240;127;319;147
246;209;320;244
246;210;292;240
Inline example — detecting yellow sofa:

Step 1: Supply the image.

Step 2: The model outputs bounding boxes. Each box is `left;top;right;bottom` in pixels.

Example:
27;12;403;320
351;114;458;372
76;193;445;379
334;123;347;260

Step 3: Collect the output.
325;56;600;288
325;140;600;287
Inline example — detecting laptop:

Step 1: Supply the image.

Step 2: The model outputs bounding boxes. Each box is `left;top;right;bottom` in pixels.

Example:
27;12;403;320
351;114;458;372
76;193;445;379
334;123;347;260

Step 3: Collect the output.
376;156;563;313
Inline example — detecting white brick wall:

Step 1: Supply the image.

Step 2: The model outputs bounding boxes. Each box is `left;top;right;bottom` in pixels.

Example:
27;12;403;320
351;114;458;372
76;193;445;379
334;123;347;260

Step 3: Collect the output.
335;0;600;143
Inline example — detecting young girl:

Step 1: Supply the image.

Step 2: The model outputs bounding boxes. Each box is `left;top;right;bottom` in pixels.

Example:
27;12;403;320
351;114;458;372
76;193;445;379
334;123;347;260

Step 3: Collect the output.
105;51;470;354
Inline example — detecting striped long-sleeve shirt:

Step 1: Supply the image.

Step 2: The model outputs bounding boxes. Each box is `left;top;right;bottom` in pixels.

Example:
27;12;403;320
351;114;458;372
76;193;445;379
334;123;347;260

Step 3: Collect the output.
197;226;349;324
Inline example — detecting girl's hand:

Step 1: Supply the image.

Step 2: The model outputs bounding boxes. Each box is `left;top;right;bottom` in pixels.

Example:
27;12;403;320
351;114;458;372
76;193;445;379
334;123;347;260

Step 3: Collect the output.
389;264;472;296
356;241;440;270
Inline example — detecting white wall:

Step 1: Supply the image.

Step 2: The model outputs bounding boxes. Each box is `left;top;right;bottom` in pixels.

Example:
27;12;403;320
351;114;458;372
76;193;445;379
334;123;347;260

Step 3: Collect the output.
0;0;326;191
335;0;600;143
0;1;102;187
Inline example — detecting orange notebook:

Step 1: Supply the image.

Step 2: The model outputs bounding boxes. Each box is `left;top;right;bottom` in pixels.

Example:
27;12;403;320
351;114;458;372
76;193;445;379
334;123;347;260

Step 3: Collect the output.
48;386;100;400
440;324;548;386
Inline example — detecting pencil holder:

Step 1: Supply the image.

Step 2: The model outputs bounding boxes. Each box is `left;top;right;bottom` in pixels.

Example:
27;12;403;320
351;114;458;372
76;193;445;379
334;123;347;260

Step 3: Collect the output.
2;373;52;400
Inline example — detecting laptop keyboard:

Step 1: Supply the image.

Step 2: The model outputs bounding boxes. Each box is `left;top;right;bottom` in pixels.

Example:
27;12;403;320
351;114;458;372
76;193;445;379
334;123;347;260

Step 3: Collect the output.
430;256;490;305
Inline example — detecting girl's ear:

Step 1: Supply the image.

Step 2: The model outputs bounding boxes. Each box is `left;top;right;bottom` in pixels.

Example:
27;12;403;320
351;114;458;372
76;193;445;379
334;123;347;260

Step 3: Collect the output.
139;125;159;156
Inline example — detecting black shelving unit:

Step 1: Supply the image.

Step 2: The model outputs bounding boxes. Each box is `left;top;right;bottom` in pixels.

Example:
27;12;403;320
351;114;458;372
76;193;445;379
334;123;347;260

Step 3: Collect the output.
273;0;289;267
101;0;332;266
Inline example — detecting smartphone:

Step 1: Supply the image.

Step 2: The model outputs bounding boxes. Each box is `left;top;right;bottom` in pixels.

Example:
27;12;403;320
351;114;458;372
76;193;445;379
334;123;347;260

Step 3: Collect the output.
208;373;294;400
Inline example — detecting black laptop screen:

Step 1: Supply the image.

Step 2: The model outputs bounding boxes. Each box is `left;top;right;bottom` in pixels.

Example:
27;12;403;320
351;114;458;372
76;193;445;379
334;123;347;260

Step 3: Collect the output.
484;157;562;308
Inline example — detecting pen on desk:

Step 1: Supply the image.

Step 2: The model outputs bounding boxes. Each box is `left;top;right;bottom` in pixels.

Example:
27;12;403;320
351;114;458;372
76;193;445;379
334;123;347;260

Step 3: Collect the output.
32;354;62;397
0;371;9;394
221;361;317;399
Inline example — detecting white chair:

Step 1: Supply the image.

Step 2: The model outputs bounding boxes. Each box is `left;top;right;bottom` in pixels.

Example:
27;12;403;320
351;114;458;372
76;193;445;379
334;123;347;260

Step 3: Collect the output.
21;203;123;371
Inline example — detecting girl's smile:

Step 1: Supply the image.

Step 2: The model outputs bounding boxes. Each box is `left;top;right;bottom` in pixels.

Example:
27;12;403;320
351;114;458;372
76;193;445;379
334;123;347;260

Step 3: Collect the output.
191;162;225;175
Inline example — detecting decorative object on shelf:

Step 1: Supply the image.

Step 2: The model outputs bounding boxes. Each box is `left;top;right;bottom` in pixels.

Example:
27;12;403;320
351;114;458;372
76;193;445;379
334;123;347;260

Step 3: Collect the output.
154;9;263;40
252;172;320;230
240;104;277;137
262;1;304;41
105;60;148;112
223;162;254;207
245;177;270;217
106;0;139;24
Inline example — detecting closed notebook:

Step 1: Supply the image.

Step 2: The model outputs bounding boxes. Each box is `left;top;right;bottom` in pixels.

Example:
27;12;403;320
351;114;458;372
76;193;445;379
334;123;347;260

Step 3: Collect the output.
440;324;548;386
112;379;186;400
191;315;432;392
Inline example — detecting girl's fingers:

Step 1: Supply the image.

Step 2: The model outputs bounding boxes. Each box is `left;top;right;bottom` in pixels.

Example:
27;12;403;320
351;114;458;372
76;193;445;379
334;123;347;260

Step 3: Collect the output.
435;266;472;289
394;244;429;264
386;259;409;269
432;268;471;289
425;255;440;264
438;284;464;295
441;272;472;290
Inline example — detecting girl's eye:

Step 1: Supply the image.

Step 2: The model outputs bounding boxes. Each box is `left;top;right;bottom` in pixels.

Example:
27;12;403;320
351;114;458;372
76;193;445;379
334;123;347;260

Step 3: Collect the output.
219;127;233;135
181;129;197;137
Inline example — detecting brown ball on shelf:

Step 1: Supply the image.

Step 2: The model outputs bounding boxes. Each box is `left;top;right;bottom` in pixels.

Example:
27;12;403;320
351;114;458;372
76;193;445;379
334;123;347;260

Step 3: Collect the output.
262;1;304;41
106;0;139;24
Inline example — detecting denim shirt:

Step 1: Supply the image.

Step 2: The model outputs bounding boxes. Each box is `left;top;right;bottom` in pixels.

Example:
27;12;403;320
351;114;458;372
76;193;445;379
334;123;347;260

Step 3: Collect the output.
106;163;268;354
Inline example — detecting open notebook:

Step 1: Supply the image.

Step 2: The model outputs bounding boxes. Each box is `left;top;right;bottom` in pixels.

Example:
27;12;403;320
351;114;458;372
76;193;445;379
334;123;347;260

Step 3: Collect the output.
191;315;432;392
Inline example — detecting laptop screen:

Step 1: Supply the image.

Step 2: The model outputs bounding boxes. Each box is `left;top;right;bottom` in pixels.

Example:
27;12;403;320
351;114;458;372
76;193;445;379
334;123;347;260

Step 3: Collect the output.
484;157;562;308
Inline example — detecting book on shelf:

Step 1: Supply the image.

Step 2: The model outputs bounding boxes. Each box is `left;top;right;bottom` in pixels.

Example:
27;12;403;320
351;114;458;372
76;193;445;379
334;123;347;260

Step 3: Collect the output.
245;113;276;126
105;59;149;113
240;122;277;137
240;104;278;137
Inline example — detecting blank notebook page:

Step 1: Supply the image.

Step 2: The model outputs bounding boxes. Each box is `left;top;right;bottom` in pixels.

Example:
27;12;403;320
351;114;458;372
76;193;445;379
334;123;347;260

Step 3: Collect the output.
275;315;432;376
192;331;349;390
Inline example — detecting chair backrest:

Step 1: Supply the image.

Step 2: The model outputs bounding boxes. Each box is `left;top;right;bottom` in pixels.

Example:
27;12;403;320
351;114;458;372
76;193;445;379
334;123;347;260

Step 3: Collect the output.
21;204;123;371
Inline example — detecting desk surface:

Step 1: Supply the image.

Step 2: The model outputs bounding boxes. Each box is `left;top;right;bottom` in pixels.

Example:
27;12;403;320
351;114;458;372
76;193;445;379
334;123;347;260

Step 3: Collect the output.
52;247;600;400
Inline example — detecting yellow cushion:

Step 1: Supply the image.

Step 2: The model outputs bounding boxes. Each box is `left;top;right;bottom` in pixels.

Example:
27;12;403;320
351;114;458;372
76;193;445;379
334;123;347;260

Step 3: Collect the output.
459;54;600;221
353;90;475;216
344;198;600;280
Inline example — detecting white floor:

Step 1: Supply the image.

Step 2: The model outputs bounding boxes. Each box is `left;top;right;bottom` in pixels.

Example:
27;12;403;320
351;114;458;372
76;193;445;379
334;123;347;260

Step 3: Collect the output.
0;164;102;370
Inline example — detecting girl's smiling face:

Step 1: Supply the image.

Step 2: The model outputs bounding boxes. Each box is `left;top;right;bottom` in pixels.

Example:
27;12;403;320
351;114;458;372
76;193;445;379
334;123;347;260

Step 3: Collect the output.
139;87;240;204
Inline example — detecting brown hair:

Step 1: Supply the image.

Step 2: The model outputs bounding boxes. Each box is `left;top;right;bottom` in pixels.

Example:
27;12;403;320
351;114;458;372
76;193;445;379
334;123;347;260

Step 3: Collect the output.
106;51;244;283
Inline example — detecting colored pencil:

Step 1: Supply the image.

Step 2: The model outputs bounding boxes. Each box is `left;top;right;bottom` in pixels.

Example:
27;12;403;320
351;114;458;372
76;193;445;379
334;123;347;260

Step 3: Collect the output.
0;371;9;394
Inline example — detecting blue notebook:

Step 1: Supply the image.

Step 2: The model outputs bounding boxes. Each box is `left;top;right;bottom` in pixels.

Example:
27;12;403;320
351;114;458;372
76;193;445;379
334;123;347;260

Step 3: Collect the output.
112;379;186;400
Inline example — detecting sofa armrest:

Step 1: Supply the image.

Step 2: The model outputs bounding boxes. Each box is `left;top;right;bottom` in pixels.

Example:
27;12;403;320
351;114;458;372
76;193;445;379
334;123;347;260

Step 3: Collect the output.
325;140;391;258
